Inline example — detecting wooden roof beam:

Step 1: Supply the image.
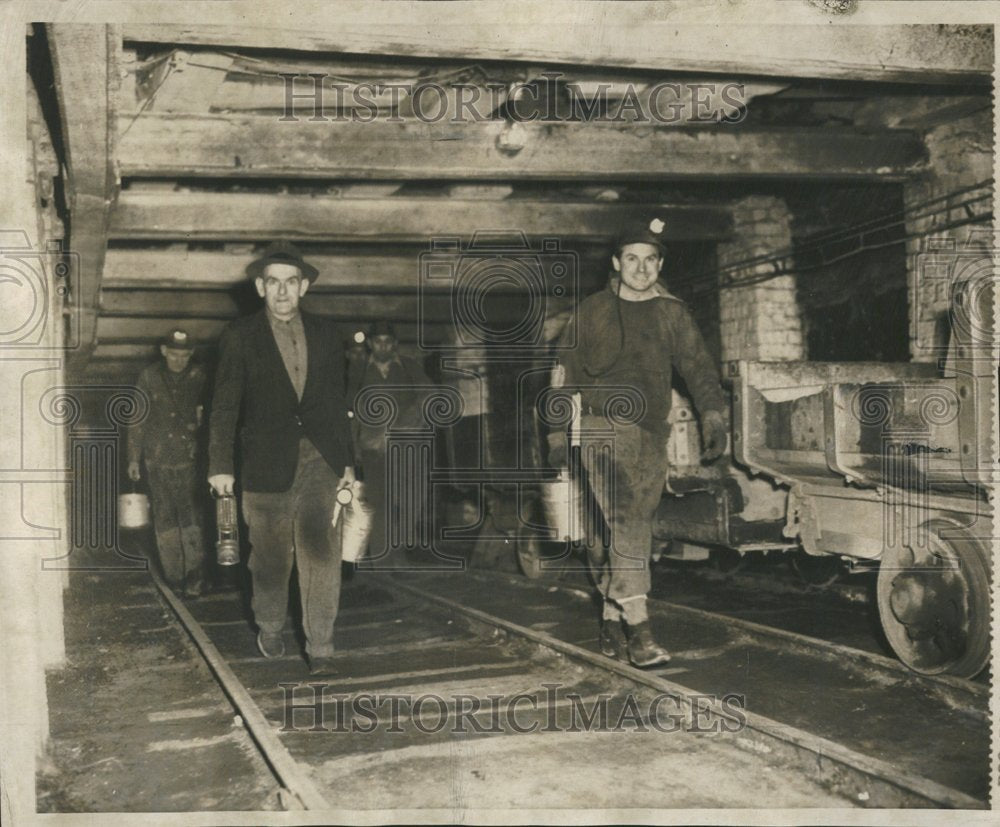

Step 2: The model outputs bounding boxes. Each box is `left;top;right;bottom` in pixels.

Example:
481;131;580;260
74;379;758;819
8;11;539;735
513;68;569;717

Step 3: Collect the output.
117;115;927;181
103;248;607;291
95;316;452;346
99;288;563;323
47;24;122;368
121;19;991;86
109;191;732;242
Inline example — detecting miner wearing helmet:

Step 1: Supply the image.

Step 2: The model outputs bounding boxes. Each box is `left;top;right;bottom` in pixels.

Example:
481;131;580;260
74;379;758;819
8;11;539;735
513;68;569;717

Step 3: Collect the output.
548;217;727;667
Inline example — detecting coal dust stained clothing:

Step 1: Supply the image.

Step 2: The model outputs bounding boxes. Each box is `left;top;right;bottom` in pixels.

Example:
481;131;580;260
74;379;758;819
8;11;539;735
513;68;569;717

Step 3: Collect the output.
347;355;434;565
556;283;725;602
146;464;207;591
128;362;206;470
347;355;434;452
208;309;355;658
558;285;725;435
127;362;207;592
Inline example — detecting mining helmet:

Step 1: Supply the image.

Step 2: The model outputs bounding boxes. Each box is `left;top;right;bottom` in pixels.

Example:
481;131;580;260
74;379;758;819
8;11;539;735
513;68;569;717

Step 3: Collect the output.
616;216;666;253
162;328;194;351
368;320;397;340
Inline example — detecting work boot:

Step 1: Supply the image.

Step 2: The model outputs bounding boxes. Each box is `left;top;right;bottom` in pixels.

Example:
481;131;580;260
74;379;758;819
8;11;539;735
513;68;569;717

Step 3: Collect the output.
627;621;671;668
308;655;338;677
256;629;286;659
599;618;628;660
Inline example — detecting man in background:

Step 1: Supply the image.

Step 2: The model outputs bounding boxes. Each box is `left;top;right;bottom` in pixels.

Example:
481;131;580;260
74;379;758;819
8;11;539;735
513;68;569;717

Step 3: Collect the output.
348;321;434;567
127;329;207;597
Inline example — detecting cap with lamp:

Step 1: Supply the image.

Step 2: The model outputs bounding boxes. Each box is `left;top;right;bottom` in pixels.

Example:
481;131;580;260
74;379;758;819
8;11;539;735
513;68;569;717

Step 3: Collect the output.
616;216;666;253
162;328;195;351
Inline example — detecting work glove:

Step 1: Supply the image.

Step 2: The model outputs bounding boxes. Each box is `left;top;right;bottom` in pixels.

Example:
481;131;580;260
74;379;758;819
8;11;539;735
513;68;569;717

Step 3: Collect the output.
700;410;728;462
547;430;568;469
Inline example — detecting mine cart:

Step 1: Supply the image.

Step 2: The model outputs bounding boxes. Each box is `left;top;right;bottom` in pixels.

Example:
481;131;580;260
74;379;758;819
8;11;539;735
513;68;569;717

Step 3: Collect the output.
730;273;993;678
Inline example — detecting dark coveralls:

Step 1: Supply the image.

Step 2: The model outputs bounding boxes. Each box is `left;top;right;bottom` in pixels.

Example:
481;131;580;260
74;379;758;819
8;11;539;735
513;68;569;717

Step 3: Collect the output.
556;283;724;614
127;362;207;592
348;355;433;565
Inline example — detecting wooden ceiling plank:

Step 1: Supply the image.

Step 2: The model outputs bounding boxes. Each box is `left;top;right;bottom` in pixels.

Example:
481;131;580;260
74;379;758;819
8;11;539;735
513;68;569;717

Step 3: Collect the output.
109;191;731;241
96;315;451;345
121;21;991;86
117;114;927;181
99;288;546;323
103;248;605;290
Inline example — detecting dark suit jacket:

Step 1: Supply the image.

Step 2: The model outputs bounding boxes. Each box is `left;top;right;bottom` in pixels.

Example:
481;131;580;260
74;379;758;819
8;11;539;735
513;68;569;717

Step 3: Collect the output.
208;309;354;493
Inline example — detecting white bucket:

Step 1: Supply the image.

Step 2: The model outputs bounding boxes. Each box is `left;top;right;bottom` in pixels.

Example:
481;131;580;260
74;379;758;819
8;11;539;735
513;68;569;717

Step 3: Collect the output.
335;482;376;563
542;472;585;543
118;492;151;529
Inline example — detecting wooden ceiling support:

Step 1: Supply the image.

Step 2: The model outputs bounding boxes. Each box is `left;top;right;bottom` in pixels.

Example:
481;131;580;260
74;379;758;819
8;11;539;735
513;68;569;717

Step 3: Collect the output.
47;24;122;369
117;115;927;181
121;18;991;86
109;191;731;242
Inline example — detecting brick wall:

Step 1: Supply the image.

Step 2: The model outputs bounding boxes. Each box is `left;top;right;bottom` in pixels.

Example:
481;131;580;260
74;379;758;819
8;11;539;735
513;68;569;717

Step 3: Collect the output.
904;108;993;362
717;196;804;362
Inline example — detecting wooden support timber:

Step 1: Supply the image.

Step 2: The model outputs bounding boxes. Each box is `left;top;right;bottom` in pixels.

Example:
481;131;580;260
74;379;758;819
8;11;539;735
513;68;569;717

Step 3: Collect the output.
117;115;927;181
109;191;731;241
102;247;606;291
122;16;991;85
47;24;121;368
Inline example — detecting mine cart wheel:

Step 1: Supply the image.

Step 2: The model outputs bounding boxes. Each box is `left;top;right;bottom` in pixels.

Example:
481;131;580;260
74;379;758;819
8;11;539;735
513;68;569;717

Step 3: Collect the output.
789;552;843;588
515;526;546;580
876;518;991;678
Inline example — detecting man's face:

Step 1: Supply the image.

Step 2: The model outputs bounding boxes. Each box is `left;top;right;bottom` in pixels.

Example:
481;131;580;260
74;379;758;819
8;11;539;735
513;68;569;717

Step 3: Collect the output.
612;243;663;295
255;262;309;319
161;345;193;373
370;334;397;363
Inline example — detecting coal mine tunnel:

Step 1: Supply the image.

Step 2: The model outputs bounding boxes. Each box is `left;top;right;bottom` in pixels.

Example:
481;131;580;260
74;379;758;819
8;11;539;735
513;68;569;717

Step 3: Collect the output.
2;9;994;821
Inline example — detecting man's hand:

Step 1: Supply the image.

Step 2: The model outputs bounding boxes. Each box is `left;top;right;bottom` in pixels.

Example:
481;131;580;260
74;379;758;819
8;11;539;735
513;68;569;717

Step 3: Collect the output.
209;473;236;496
700;410;729;462
547;431;568;468
127;461;141;482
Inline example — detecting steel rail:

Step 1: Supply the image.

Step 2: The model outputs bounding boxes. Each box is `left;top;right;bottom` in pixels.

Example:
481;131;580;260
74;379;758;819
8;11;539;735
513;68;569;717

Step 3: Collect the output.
149;570;332;811
476;568;987;707
391;576;985;810
512;567;984;699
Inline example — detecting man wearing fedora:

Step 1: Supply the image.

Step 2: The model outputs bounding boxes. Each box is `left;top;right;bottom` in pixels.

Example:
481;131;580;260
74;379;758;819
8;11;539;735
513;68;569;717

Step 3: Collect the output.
127;328;208;597
208;242;354;676
547;217;727;668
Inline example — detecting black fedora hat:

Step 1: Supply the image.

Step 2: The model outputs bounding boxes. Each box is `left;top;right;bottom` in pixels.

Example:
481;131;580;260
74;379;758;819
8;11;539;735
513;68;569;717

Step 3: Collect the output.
246;241;320;283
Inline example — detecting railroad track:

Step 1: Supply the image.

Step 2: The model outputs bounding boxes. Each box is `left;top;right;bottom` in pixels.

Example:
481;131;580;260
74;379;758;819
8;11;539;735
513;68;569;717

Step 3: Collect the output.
144;565;989;812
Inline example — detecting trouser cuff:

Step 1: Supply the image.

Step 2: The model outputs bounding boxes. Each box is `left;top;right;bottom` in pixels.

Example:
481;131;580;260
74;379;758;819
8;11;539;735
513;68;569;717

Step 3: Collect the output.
602;600;622;622
618;595;649;625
